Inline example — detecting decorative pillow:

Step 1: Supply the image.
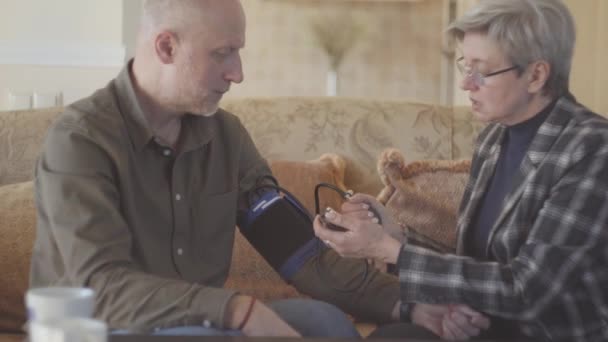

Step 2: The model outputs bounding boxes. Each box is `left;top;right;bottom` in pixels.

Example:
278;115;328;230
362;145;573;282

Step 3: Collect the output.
376;148;470;253
0;181;36;332
270;153;348;216
225;153;348;301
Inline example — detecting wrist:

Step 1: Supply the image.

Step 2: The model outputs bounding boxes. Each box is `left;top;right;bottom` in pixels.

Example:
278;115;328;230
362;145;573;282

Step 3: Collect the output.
225;295;256;330
401;302;414;322
376;234;402;264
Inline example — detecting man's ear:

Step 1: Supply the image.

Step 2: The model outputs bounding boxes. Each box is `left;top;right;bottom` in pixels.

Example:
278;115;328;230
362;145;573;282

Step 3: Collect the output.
155;31;177;64
527;60;551;94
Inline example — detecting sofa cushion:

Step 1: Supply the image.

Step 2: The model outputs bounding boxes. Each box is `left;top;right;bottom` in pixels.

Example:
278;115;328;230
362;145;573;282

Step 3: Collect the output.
225;154;348;301
0;334;24;342
270;153;347;215
0;181;35;333
376;148;470;253
0;107;63;187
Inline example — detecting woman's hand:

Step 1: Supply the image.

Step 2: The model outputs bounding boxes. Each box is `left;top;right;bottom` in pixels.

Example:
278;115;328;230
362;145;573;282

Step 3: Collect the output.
312;208;402;264
411;303;491;340
341;193;406;243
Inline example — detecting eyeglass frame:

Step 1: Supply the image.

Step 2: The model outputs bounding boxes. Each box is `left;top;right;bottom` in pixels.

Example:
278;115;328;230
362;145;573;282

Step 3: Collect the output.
456;57;520;87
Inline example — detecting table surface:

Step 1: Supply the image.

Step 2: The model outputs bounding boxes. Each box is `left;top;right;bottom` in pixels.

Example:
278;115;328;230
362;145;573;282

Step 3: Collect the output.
10;334;533;342
110;336;533;342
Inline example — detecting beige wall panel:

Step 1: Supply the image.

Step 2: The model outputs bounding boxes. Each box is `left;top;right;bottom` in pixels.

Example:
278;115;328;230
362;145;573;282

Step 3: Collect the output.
564;0;608;115
565;0;598;113
593;0;608;115
228;0;446;103
0;0;122;44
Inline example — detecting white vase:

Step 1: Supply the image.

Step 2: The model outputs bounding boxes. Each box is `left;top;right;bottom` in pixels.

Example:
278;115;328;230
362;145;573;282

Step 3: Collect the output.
326;69;338;96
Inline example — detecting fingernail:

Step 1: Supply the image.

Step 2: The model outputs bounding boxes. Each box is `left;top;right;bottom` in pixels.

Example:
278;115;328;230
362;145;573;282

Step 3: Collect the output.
371;217;379;224
367;211;374;217
325;208;336;219
361;203;369;209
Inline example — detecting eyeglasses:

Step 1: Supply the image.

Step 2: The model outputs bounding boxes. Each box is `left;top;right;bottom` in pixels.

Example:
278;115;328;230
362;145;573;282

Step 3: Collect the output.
456;57;519;87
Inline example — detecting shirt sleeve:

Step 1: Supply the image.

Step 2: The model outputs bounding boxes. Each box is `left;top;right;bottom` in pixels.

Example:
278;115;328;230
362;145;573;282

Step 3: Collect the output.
395;143;608;321
34;119;237;332
233;118;273;213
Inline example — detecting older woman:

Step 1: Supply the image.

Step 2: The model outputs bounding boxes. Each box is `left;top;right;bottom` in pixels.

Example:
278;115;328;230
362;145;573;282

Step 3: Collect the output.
314;0;608;341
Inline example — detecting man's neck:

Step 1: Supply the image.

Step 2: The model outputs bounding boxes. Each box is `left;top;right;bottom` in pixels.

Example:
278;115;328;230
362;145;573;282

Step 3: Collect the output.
131;59;183;148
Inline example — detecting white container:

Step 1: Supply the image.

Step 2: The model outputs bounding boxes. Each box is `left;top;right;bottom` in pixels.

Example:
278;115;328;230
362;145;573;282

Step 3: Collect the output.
26;287;95;323
30;317;107;342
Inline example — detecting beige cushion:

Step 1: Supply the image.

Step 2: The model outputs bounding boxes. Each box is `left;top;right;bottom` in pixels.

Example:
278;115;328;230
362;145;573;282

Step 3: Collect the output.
0;181;35;333
225;154;347;301
0;334;25;341
376;148;470;253
0;107;63;186
270;153;347;215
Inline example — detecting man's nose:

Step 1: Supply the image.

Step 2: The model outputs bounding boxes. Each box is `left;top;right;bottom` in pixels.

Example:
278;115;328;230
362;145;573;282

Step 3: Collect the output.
225;54;244;84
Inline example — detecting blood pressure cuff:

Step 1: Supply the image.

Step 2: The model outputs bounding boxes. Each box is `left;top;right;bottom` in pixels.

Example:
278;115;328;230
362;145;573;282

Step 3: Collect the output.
238;190;321;280
238;185;400;323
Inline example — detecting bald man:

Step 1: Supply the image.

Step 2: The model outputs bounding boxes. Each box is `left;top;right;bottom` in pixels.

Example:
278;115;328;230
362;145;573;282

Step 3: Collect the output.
30;0;397;337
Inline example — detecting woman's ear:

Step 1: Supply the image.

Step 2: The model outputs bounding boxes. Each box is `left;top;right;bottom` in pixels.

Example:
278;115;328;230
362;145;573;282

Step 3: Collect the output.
527;60;551;94
155;31;178;64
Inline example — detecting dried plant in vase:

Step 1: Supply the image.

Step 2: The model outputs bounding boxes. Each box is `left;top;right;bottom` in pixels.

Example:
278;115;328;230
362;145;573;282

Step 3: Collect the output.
310;13;365;96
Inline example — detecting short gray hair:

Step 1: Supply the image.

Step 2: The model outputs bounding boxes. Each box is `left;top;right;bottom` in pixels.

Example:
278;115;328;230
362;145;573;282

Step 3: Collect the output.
140;0;209;40
447;0;575;98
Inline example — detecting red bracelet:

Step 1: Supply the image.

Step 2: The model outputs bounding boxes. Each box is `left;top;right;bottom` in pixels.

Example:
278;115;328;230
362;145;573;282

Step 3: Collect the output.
237;297;256;331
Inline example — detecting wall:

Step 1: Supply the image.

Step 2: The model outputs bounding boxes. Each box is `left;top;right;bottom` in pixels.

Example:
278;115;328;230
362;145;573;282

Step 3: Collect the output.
563;0;608;115
0;0;124;110
230;0;448;103
2;0;449;109
1;0;605;114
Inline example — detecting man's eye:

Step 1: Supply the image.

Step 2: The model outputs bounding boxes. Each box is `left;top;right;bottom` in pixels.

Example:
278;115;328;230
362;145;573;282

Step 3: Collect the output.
214;49;232;58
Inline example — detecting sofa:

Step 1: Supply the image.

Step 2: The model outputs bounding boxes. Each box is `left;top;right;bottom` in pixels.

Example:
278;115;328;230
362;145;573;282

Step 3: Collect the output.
0;97;482;340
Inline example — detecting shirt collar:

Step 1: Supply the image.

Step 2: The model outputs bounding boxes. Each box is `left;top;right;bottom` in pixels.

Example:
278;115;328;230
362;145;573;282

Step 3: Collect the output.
114;60;216;152
114;60;155;151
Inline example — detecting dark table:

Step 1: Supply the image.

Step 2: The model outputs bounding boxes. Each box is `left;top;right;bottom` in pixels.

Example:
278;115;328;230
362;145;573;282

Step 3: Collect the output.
110;337;534;342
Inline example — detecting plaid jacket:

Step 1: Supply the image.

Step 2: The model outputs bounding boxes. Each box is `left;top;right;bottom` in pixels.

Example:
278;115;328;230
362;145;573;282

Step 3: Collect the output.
397;96;608;341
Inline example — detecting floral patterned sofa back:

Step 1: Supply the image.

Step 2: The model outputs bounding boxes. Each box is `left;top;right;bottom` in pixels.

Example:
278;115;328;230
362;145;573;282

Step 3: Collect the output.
0;97;481;193
217;97;479;195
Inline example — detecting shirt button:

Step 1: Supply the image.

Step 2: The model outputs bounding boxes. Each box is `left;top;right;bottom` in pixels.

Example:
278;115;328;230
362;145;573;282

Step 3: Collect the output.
175;194;182;201
177;248;183;256
203;320;212;328
163;149;171;156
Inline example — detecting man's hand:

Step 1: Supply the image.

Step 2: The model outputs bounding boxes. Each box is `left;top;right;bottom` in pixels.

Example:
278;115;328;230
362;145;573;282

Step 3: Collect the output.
411;303;490;340
225;295;301;337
